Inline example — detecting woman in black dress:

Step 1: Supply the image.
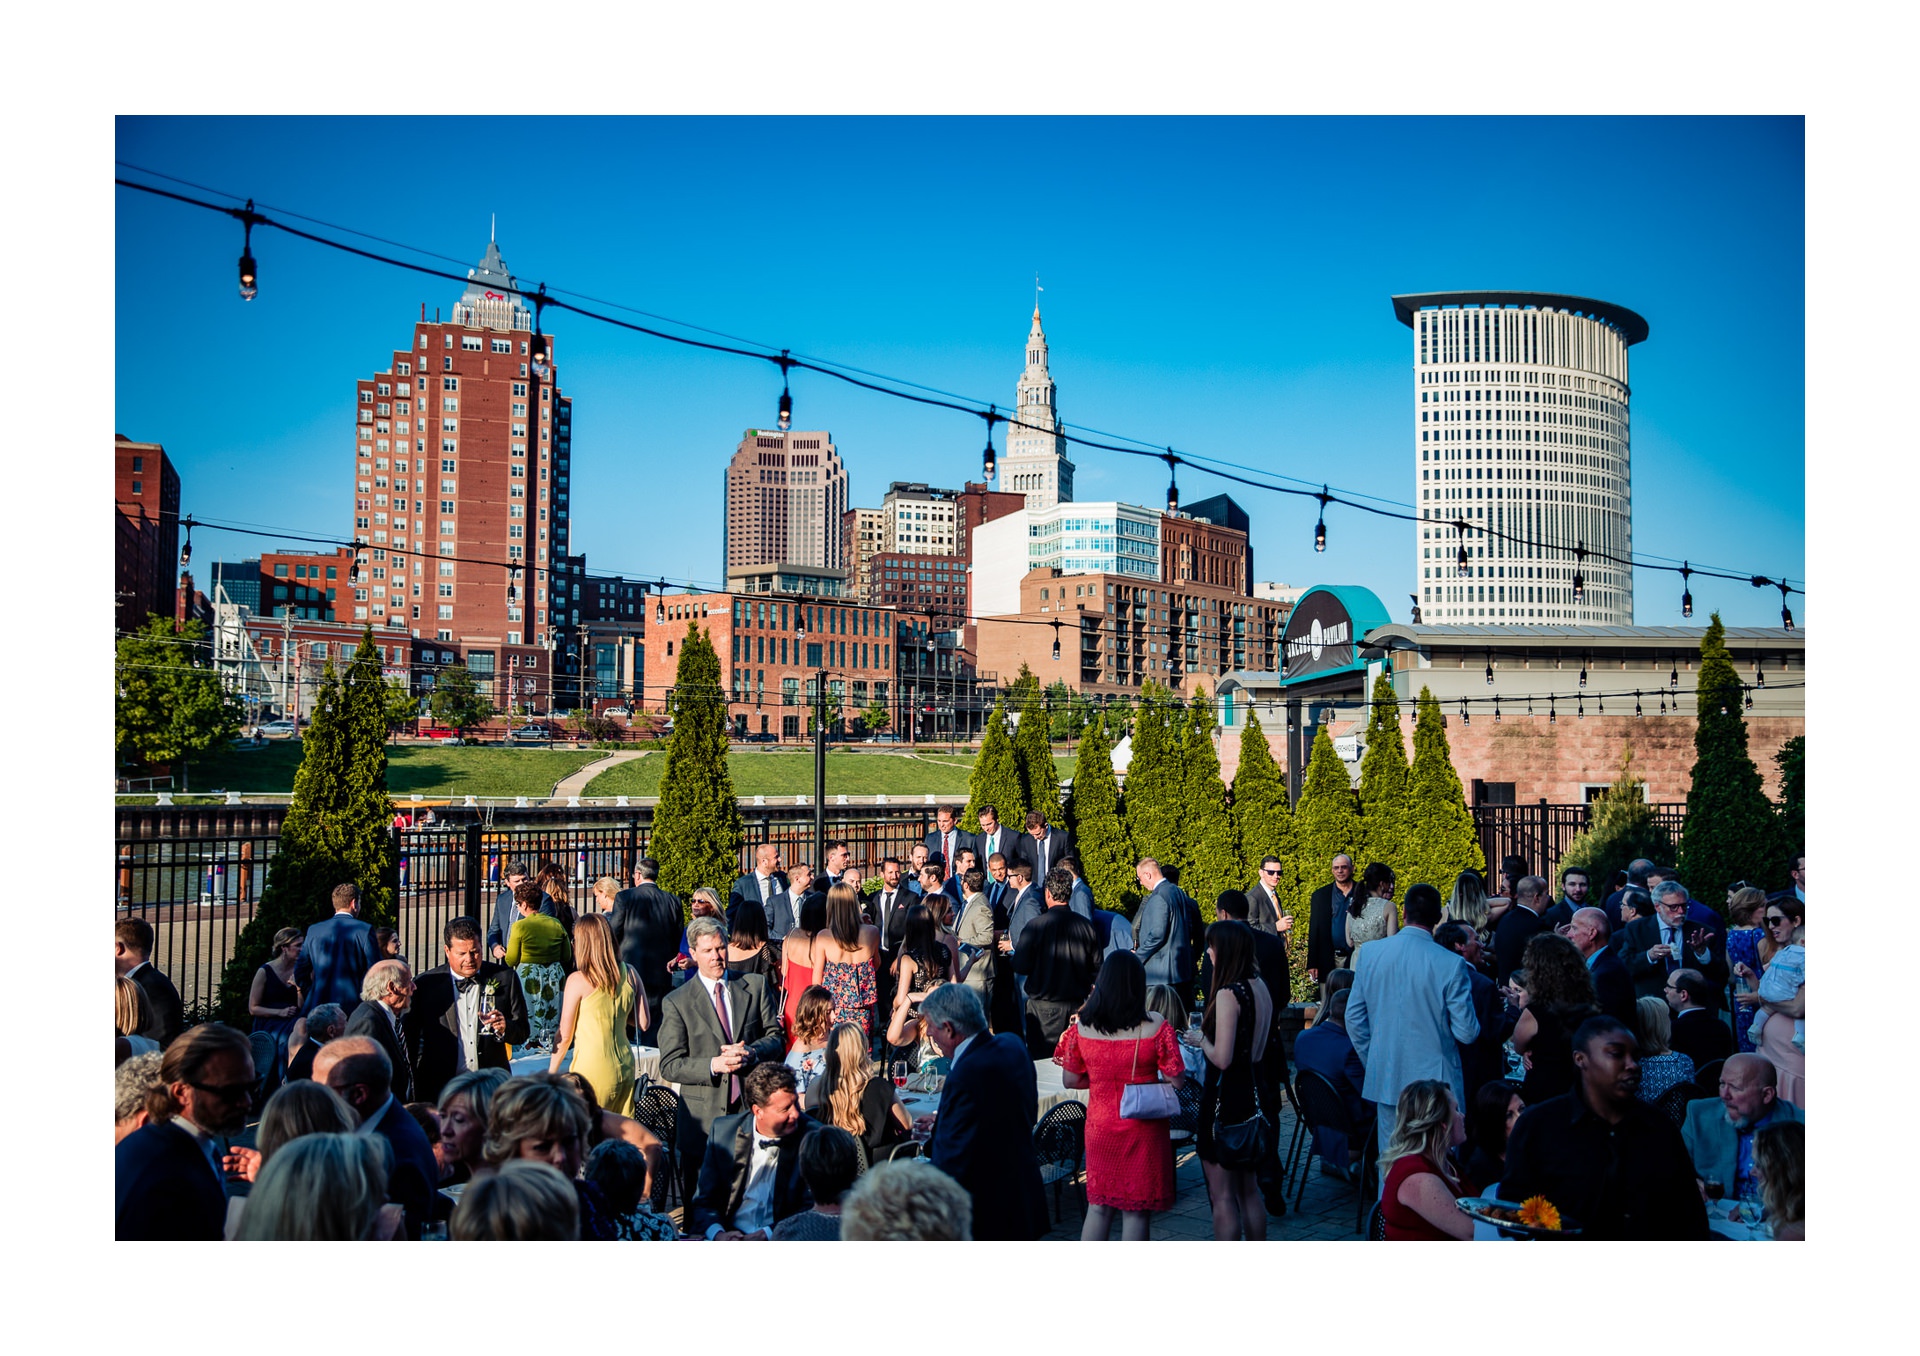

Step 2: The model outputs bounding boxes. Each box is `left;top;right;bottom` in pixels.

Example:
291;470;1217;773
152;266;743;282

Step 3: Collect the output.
1187;920;1272;1240
1511;933;1599;1105
248;927;304;1090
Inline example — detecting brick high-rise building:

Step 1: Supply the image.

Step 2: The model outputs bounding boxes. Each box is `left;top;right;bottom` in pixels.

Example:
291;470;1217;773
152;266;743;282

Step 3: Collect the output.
724;428;847;579
844;507;886;600
350;238;580;711
115;435;181;635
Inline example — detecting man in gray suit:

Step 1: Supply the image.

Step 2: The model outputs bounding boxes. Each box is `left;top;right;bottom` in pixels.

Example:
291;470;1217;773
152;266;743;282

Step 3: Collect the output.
1132;858;1194;997
1245;856;1293;937
656;916;785;1204
1681;1052;1802;1198
1346;883;1480;1156
1062;856;1096;921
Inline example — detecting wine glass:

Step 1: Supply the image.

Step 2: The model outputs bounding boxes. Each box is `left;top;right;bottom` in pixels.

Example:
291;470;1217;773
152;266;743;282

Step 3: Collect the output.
1703;1177;1726;1203
891;1060;909;1090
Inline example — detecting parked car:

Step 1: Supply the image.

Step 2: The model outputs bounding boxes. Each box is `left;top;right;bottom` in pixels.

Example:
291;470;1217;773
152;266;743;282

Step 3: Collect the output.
603;706;632;719
738;731;777;744
260;720;298;740
863;732;902;743
509;725;550;743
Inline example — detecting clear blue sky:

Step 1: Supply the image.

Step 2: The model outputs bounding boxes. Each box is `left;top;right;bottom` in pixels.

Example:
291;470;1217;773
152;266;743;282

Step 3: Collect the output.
115;115;1804;627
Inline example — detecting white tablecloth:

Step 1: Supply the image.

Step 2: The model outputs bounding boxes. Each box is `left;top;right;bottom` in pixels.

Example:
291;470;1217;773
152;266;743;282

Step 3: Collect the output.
887;1058;1086;1126
509;1044;667;1090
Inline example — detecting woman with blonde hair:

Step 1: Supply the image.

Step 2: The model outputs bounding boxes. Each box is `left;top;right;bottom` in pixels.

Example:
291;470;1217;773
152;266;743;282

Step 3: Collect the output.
551;913;643;1114
590;874;621;916
115;977;158;1057
1380;1079;1472;1239
1445;870;1490;936
247;926;305;1083
1632;995;1697;1109
450;1159;580;1241
482;1073;616;1239
813;883;881;1037
437;1067;509;1186
236;1133;401;1240
1755;1119;1805;1240
804;1021;911;1164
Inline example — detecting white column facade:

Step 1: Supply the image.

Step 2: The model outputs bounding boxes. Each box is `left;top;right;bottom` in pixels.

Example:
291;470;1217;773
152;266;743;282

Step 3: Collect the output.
1401;294;1645;626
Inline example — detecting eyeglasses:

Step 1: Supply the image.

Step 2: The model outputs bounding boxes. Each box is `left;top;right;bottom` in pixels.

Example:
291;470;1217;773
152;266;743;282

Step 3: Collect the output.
1765;915;1790;926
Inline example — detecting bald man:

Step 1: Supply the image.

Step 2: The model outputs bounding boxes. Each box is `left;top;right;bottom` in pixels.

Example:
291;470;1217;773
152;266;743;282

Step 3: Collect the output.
1681;1052;1802;1204
317;1036;438;1237
1565;906;1637;1026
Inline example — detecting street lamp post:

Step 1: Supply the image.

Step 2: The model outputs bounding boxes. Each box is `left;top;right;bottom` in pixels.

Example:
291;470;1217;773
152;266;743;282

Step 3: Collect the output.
798;609;825;866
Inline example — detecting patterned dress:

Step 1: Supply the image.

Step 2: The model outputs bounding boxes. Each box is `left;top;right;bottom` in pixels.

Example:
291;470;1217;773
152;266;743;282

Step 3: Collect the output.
1725;927;1764;1053
1056;1019;1185;1211
507;913;571;1052
822;957;877;1036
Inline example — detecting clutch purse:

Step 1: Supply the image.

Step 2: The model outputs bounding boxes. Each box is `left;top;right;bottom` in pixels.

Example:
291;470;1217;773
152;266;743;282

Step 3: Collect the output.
1118;1034;1180;1119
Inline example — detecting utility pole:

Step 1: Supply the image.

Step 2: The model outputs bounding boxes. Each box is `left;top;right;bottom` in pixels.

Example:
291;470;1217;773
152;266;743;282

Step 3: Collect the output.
797;606;825;865
280;607;294;720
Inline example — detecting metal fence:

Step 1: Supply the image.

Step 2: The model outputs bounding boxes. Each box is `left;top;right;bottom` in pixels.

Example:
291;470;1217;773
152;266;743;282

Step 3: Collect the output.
1472;800;1688;883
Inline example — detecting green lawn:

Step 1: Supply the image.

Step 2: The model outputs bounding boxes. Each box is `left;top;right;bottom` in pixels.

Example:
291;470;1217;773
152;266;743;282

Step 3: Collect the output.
584;750;1076;799
162;742;602;798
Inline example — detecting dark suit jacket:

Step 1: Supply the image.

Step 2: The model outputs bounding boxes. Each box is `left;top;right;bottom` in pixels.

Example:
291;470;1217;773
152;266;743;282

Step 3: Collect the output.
1459;966;1506;1106
345;1001;415;1103
116;1120;226;1241
367;1095;439;1239
1292;1022;1369;1165
928;1032;1048;1241
1200;927;1290;1006
983;878;1015;929
656;970;784;1140
686;1109;818;1235
128;962;185;1049
1005;886;1045;953
487;889;557;954
754;890;798;942
609;883;684;1002
1669;1006;1735;1069
404;963;530;1104
924;827;979;871
295;912;378;1014
1133;880;1195;991
972;826;1018;872
1587;946;1639;1026
728;872;789;927
1244;880;1284;935
1622;916;1728;1002
1007;827;1072;882
1305;880;1365;977
1491;902;1549;985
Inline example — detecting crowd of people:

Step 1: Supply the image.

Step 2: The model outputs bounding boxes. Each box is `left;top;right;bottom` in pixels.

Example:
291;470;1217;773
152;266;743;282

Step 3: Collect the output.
113;815;1804;1242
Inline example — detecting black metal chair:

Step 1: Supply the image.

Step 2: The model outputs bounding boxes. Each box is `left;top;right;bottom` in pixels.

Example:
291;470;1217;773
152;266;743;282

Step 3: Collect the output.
1033;1100;1087;1223
1367;1198;1387;1240
1694;1058;1725;1095
1654;1080;1698;1127
1291;1068;1378;1234
632;1080;682;1212
1280;1072;1311;1193
1168;1076;1203;1156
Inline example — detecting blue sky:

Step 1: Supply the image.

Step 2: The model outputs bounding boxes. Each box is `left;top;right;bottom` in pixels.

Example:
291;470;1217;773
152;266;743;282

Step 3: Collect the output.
114;115;1804;627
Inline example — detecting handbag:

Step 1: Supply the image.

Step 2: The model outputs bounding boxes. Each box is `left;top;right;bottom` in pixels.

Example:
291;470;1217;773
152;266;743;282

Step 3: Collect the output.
1119;1032;1181;1120
1209;988;1272;1168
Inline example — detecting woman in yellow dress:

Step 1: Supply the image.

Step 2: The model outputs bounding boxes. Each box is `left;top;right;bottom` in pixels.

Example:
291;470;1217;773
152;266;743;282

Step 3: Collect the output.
549;915;645;1115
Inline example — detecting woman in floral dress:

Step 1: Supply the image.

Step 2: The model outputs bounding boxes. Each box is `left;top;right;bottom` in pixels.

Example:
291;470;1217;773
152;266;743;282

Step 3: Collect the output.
1055;951;1186;1241
505;881;572;1053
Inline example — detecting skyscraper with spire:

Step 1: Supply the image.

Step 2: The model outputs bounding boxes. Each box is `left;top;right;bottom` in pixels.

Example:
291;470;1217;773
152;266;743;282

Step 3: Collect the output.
997;304;1075;509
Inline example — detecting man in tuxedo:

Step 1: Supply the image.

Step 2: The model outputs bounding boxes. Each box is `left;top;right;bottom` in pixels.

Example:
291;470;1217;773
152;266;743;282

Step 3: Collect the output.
1013;869;1103;1057
728;843;788;929
113;918;184;1049
1540;866;1593;931
973;803;1013;876
923;982;1048;1241
406;917;529;1104
609;857;684;1021
1566;906;1638;1025
1626;885;1727;1005
296;882;379;1016
1304;854;1363;988
1681;1053;1802;1200
115;1022;253;1240
823;840;852;887
286;1002;345;1083
1245;856;1293;937
1346;884;1480;1155
1132;857;1195;998
345;959;417;1103
314;1035;437;1239
1665;968;1735;1067
688;1063;819;1238
1491;874;1552;985
486;860;532;959
1011;811;1072;884
657;916;786;1205
924;805;974;878
1435;921;1507;1118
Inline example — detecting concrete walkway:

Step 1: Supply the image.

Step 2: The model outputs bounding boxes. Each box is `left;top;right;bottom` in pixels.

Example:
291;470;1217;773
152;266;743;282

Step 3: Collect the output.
552;750;648;799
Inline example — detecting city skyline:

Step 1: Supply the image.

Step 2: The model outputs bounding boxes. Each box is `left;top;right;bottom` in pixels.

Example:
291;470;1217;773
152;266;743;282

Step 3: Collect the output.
114;116;1805;629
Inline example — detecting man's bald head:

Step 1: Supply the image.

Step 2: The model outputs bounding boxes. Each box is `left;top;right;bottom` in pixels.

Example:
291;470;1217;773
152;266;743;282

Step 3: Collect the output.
314;1034;391;1102
1567;906;1610;956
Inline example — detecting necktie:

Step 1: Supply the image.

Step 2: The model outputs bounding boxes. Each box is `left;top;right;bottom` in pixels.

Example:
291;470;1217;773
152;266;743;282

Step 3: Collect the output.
944;832;954;865
1664;926;1680;968
712;980;740;1103
756;1138;782;1154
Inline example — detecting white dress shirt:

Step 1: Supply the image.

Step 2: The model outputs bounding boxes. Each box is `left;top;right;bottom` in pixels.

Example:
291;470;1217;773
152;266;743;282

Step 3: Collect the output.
756;871;776;903
454;975;483;1072
1656;922;1711;967
705;974;737;1035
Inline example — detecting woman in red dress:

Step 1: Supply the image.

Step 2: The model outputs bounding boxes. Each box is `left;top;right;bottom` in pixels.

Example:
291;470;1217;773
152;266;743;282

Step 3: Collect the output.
1381;1079;1474;1240
1055;951;1187;1241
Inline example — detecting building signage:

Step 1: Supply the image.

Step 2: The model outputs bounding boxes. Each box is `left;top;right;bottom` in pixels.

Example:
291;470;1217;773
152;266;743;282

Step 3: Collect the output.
1282;589;1359;680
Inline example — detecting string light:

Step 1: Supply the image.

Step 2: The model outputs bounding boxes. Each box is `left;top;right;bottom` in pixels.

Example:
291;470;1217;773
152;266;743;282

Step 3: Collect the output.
776;349;793;432
1313;487;1329;553
1163;451;1179;514
1577;695;1585;719
1459;697;1469;725
1681;562;1693;619
1755;658;1766;687
1744;687;1754;711
1670;661;1680;690
1548;696;1557;724
237;200;259;301
1051;619;1062;661
1634;695;1643;718
1777;580;1795;631
981;406;998;482
1493;697;1501;723
1485;651;1494;685
1571;541;1587;604
1409;594;1423;625
179;522;192;569
1578;654;1588;689
1597;693;1605;715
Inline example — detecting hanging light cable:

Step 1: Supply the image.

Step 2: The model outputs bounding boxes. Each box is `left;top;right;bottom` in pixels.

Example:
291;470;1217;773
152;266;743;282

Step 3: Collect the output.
1680;562;1693;618
1485;650;1494;685
1458;698;1470;726
1163;450;1179;514
981;405;998;482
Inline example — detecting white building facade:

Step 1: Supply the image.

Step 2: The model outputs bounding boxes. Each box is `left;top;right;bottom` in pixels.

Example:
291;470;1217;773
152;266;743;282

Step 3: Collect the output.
881;481;959;555
997;306;1076;509
969;500;1160;617
1394;291;1649;627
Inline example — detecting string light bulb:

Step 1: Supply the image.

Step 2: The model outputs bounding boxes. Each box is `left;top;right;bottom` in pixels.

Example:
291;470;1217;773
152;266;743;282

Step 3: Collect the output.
1744;688;1754;712
1548;696;1557;724
1459;698;1469;725
1680;562;1693;619
1163;451;1179;514
1670;661;1680;690
237;201;259;301
1577;696;1585;719
1051;619;1062;662
1571;541;1587;604
1485;651;1494;685
1493;698;1501;723
1778;580;1795;631
1409;594;1423;625
1635;695;1643;718
178;522;192;569
1578;655;1588;689
776;349;793;432
1313;487;1330;554
982;406;998;482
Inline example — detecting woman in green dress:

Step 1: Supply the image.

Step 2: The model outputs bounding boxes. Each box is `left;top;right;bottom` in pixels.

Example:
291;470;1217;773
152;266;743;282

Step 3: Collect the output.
551;914;644;1115
505;882;572;1053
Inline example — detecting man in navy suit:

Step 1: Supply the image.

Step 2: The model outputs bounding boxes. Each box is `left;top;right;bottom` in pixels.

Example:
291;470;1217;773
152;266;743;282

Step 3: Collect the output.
972;804;1014;879
1132;858;1195;998
1062;857;1096;921
315;1035;437;1239
1567;906;1638;1026
728;843;788;929
923;805;975;881
114;917;184;1049
1291;989;1370;1179
116;1023;254;1240
1010;811;1072;885
1436;921;1508;1114
295;883;378;1015
923;983;1048;1241
941;847;978;911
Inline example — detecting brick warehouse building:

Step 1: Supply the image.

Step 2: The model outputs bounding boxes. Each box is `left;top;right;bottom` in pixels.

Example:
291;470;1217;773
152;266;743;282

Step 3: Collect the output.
115;435;182;635
349;238;580;711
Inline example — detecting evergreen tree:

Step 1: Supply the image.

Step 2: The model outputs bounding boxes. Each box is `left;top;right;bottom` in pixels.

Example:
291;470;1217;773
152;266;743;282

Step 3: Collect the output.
1287;725;1360;1002
1121;686;1183;871
962;695;1023;833
115;615;241;787
1355;671;1411;878
1773;734;1805;862
1172;685;1241;924
1231;706;1297;901
1064;714;1137;914
216;631;395;1025
1678;614;1784;904
429;665;494;734
382;678;421;740
1045;680;1093;742
1559;745;1677;895
1398;686;1486;900
1013;681;1064;827
651;624;743;900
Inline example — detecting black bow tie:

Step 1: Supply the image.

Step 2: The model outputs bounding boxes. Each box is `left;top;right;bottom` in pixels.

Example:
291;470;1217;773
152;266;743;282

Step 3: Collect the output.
455;976;477;994
756;1138;783;1154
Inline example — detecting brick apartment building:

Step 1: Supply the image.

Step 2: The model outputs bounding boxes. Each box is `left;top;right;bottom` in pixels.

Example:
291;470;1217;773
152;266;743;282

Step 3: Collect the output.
115;435;181;635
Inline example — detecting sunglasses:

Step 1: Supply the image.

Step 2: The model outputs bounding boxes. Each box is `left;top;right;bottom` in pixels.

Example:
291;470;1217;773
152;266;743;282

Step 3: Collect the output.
1261;868;1281;876
1766;915;1791;926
